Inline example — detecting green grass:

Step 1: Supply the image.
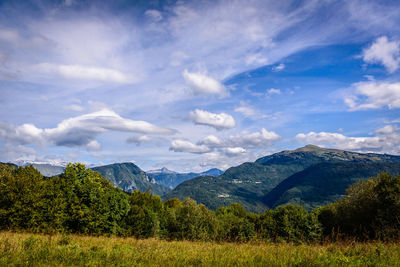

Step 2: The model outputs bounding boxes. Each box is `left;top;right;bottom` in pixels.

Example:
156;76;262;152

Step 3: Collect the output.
1;232;400;266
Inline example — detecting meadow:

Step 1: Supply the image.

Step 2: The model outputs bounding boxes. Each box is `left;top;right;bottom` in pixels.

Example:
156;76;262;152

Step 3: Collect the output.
1;231;400;267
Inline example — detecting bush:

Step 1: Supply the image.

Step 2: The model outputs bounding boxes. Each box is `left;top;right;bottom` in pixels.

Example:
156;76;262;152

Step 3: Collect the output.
216;204;255;242
318;172;400;240
260;204;321;243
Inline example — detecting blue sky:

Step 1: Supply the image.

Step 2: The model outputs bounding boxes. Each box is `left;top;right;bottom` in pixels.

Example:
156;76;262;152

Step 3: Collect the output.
0;0;400;172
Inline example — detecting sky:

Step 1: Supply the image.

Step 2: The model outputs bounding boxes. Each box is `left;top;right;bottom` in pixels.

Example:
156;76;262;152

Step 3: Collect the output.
0;0;400;172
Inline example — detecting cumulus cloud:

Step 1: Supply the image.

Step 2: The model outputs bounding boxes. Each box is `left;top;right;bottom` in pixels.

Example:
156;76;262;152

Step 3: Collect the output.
0;109;174;149
36;63;134;84
362;36;400;73
345;80;400;110
86;140;101;151
0;122;43;145
229;128;281;148
190;109;236;130
296;125;400;153
169;128;281;157
169;139;210;153
223;147;246;156
183;70;228;97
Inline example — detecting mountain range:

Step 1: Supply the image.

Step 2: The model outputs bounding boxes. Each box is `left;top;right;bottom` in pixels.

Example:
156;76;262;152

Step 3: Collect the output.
9;160;221;197
6;144;400;213
91;163;170;196
164;145;400;212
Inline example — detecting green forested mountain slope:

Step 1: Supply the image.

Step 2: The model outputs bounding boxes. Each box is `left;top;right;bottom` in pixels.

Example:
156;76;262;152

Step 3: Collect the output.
0;163;18;169
91;163;170;196
263;161;400;211
164;145;400;212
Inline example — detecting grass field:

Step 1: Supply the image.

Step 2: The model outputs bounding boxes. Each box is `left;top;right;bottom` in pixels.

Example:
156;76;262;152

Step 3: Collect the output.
1;232;400;266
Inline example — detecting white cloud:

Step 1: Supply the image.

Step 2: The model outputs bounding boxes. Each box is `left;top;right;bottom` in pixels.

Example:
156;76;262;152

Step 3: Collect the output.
190;109;236;130
86;140;101;151
36;63;134;84
362;36;400;73
345;80;400;110
223;147;246;156
229;128;281;148
296;125;400;153
0;109;174;149
183;70;228;97
267;88;281;95
169;139;210;154
272;63;285;71
169;128;281;157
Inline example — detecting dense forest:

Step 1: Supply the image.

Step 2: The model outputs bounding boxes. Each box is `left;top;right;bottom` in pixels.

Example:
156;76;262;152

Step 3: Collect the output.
1;162;399;243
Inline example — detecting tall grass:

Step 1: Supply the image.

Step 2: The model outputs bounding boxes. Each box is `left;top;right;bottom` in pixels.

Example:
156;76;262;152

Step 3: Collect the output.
1;231;400;266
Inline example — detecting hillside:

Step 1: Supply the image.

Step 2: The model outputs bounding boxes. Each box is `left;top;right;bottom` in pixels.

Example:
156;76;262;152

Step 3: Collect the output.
91;163;170;196
0;162;18;169
147;167;223;189
164;145;400;212
263;161;400;211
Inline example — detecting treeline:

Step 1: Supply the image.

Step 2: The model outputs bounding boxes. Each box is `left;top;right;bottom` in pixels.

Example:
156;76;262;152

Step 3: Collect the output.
1;163;399;242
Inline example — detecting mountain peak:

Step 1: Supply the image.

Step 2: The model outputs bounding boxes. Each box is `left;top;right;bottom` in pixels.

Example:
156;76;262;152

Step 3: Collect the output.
201;168;223;176
147;167;177;174
294;144;324;152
